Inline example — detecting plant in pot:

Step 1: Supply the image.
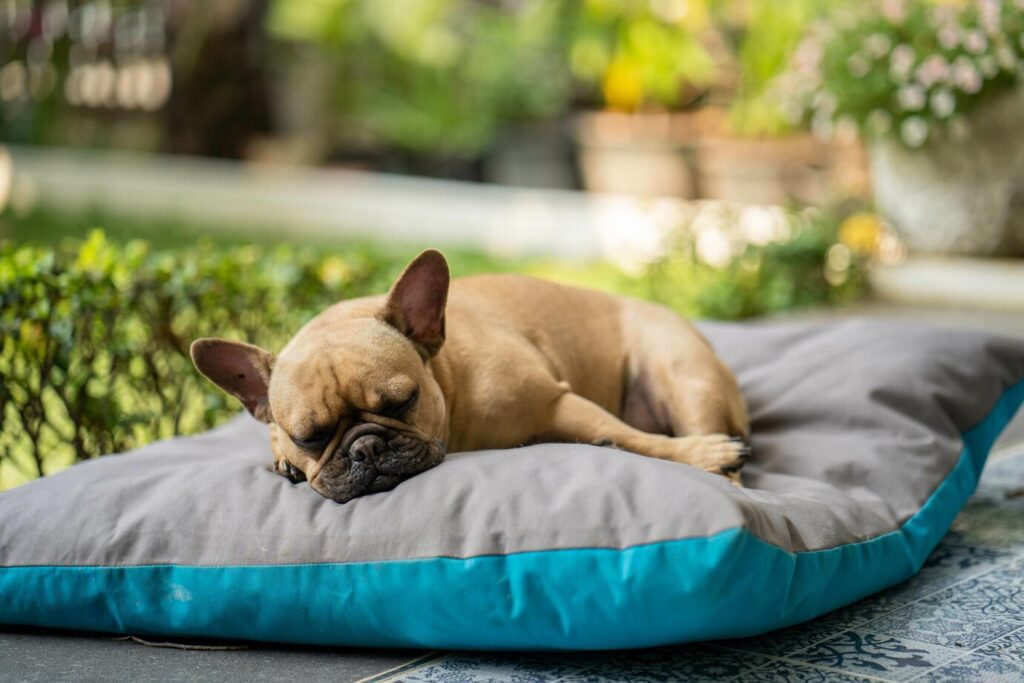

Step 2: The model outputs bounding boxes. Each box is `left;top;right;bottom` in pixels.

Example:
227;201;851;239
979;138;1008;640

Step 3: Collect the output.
780;0;1024;256
567;0;716;198
267;0;572;183
696;0;861;205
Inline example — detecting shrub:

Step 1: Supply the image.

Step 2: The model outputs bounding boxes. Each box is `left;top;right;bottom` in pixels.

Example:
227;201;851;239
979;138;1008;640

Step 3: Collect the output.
0;232;390;487
641;205;870;319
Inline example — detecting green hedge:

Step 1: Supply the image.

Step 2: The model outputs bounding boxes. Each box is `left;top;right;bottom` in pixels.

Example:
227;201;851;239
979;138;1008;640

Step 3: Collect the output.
0;232;393;487
0;217;866;488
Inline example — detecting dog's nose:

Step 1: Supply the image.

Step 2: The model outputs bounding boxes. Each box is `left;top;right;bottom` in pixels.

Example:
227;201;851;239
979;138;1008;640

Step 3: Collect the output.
348;433;386;463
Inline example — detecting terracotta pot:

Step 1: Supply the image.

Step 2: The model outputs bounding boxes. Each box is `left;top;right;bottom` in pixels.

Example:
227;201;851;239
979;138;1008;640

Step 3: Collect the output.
694;135;834;205
572;110;699;198
870;86;1024;257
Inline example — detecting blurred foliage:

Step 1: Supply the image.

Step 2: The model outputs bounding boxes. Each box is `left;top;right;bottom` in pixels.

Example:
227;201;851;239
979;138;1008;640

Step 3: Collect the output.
567;0;715;110
1;0;855;161
714;0;839;138
268;0;572;156
642;208;869;319
267;0;722;155
0;206;868;488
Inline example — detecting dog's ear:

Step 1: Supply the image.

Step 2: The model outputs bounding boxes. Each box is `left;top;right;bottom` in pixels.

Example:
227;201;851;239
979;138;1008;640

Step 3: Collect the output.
380;249;450;358
190;338;276;423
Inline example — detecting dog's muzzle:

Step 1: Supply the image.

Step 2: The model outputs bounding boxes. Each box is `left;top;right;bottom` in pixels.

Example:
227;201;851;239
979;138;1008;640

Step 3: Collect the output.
304;414;446;503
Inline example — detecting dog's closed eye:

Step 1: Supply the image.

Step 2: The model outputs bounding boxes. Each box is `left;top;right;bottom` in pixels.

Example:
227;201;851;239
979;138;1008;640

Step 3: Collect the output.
290;431;333;451
382;388;419;419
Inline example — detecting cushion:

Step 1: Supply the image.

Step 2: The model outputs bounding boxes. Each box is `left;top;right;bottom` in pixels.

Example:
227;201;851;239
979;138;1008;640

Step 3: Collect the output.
2;319;1023;650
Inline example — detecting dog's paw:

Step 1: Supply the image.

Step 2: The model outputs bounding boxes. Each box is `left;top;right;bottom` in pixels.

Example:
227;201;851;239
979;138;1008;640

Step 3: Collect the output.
668;434;749;485
274;459;307;483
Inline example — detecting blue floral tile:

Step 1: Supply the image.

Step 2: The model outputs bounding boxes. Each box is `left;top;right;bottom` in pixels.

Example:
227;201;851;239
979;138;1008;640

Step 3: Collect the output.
865;602;1022;650
738;659;879;682
921;653;1024;682
975;627;1024;663
921;541;1014;575
398;647;773;683
712;610;855;657
917;572;1024;623
977;557;1024;588
826;594;908;627
788;630;960;682
839;542;1016;626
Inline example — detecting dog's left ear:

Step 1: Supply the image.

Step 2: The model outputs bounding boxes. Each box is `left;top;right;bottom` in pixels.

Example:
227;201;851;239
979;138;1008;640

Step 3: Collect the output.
190;338;276;422
381;249;450;358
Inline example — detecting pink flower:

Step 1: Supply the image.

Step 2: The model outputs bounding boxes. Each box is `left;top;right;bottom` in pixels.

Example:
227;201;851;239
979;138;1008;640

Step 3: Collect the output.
997;46;1018;71
864;33;892;58
848;53;871;78
963;30;988;55
978;0;1001;35
897;84;926;111
953;56;983;93
900;116;929;148
793;37;824;77
812;90;837;116
882;0;907;23
937;26;960;50
930;88;956;118
916;55;950;88
890;44;916;81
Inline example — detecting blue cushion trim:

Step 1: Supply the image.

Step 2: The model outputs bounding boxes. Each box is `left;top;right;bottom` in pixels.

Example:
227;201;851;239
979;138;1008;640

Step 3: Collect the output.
2;379;1023;649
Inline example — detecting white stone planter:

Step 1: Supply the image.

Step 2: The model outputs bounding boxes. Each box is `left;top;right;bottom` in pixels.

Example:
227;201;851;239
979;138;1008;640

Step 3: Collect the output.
870;86;1024;256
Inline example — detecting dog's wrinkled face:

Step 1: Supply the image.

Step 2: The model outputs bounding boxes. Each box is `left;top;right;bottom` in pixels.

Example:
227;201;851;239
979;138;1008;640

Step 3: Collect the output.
267;321;448;502
191;250;451;503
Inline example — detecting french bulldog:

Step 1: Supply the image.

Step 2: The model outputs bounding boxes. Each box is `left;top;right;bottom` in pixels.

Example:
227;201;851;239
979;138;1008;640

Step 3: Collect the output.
191;249;750;503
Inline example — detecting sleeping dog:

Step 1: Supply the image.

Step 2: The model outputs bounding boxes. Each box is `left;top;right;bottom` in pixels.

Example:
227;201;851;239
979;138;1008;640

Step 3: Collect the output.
191;250;750;502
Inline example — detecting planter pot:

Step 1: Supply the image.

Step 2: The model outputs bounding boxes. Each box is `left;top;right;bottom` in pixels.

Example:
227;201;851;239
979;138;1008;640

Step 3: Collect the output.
573;110;699;198
695;135;834;205
483;122;577;189
870;86;1024;257
262;45;334;164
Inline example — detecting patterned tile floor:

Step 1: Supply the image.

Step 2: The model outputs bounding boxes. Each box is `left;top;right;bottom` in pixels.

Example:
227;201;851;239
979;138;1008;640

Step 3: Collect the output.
365;449;1024;683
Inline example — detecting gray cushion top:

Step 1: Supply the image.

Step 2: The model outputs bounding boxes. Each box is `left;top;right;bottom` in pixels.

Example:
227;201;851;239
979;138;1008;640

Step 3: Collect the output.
3;319;1023;568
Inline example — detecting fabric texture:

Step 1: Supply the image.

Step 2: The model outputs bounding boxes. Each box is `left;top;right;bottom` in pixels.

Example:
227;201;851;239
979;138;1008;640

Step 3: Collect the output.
1;319;1023;649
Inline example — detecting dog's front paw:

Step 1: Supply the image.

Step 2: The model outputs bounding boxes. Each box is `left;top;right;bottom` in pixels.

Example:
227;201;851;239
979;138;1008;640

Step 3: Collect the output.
274;459;307;483
669;434;749;486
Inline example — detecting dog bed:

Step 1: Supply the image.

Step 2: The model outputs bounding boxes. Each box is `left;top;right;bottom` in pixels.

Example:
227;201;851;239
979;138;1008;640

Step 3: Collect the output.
2;319;1023;650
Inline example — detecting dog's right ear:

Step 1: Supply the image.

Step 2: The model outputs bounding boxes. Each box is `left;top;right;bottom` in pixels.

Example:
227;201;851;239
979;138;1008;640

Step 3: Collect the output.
380;249;450;359
190;338;276;423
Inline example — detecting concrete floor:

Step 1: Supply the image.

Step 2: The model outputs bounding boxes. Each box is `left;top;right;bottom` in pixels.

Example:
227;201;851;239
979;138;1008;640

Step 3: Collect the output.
0;626;430;683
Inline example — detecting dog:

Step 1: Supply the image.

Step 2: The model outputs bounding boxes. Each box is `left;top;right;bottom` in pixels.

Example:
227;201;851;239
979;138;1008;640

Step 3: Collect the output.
191;250;750;503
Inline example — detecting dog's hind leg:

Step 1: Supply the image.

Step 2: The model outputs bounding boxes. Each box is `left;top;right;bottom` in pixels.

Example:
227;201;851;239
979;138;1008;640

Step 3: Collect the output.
619;301;749;441
541;391;748;482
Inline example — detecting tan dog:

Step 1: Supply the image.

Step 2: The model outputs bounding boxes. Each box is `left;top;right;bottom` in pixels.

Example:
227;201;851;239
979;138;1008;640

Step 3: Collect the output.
191;250;750;502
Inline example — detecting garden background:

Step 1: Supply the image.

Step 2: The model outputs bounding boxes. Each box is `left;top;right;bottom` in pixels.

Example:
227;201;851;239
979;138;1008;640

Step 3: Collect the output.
2;0;1023;489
